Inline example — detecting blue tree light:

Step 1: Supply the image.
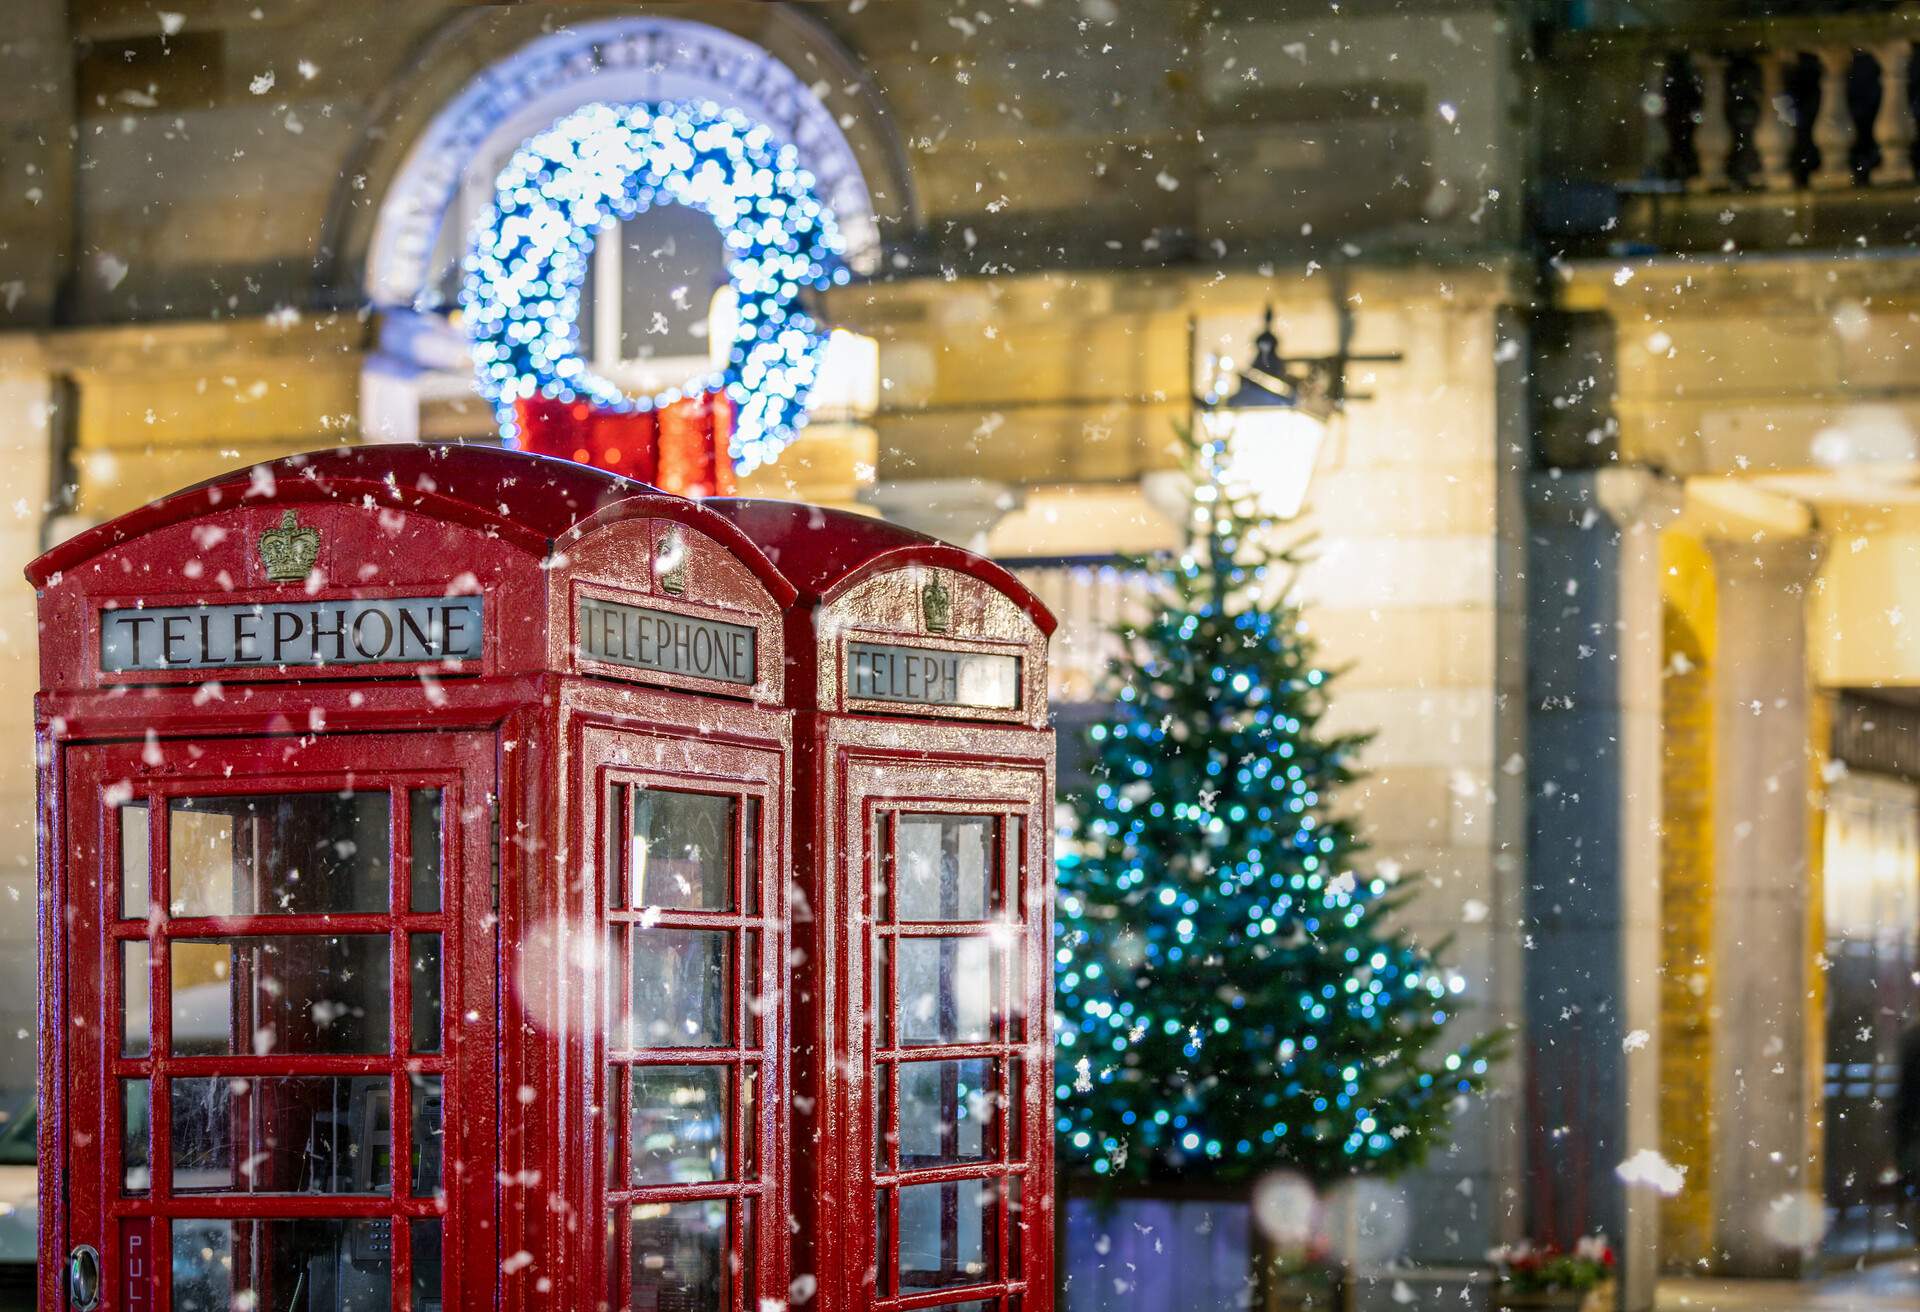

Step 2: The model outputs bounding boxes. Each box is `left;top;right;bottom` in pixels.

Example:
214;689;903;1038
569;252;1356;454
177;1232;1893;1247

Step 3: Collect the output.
461;100;849;472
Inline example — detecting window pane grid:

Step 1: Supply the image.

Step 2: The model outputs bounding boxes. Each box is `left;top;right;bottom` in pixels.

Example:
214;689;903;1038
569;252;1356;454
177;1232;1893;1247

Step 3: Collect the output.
602;778;772;1310
876;1175;1024;1301
613;1195;754;1311
101;774;462;1310
873;810;1035;1305
121;787;455;1032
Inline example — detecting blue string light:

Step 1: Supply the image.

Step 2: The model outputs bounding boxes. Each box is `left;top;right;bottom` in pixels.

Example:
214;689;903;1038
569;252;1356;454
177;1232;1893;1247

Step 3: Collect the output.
461;99;849;472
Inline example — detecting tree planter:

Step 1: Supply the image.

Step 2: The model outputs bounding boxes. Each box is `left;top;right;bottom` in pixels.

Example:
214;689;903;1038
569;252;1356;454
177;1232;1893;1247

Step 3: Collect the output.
1256;1263;1344;1312
1494;1283;1613;1312
1062;1187;1261;1311
1060;1178;1349;1312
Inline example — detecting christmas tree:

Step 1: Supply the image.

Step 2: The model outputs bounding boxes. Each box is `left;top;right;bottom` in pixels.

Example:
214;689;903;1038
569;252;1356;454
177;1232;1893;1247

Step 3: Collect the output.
1053;425;1498;1186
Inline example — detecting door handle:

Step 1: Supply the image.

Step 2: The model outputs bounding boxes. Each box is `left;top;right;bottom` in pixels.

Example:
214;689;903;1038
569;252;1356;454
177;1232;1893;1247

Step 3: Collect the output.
67;1244;101;1312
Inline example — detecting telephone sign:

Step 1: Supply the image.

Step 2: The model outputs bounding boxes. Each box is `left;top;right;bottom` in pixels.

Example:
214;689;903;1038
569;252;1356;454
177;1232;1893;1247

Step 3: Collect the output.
100;595;484;673
577;594;756;684
846;639;1021;708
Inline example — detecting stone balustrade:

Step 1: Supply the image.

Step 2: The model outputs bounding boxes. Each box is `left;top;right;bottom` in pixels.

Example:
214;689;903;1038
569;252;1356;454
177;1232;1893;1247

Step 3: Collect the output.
1010;561;1149;705
1651;37;1918;191
1537;15;1920;248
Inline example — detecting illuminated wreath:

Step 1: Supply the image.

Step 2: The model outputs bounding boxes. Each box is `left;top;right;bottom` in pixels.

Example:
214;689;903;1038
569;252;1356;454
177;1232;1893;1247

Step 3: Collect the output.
461;100;848;472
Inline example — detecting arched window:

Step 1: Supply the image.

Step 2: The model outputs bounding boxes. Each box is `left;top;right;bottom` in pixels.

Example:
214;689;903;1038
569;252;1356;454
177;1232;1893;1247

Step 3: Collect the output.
358;15;896;451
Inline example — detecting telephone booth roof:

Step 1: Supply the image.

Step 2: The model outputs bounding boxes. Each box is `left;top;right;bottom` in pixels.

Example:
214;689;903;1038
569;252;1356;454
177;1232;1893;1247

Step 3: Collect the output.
27;443;806;712
703;498;1055;635
28;443;793;603
706;499;1055;727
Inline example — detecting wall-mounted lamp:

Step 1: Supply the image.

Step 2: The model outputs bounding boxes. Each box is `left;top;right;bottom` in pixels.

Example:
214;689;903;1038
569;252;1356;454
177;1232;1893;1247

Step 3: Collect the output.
1194;305;1401;520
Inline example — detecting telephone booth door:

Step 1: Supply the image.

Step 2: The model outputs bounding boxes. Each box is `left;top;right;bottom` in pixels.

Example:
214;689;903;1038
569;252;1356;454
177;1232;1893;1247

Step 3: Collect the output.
570;709;788;1312
57;730;498;1312
850;754;1052;1310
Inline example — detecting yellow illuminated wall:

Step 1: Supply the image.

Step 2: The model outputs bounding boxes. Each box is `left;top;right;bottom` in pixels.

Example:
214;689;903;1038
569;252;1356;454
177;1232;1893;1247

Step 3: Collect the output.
1659;530;1716;1266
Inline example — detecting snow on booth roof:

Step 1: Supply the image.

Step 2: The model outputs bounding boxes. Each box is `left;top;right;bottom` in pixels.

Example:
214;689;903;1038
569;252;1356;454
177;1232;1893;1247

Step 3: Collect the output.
26;444;1050;725
27;443;789;600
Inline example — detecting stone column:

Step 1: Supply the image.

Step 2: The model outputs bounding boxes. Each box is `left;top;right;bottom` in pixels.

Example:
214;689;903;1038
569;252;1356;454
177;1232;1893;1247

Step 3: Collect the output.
862;477;1024;551
0;0;72;326
1526;467;1680;1312
1706;536;1823;1276
0;358;57;1090
736;421;880;514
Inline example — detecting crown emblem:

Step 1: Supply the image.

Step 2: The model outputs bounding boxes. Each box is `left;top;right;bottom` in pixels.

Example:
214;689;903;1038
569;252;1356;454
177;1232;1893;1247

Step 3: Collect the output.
921;571;952;634
258;510;320;582
656;530;688;597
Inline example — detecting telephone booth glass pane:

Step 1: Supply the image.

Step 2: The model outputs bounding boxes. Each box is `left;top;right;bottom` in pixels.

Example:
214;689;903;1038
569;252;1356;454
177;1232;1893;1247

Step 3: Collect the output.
170;935;392;1056
894;1178;995;1290
121;940;150;1056
168;792;389;917
120;801;150;919
895;815;995;921
631;790;735;910
171;1075;398;1194
896;937;994;1045
170;1218;395;1312
895;1059;995;1168
630;928;731;1047
410;932;442;1053
630;1064;729;1185
410;1074;444;1198
629;1200;728;1308
1004;815;1023;917
741;796;761;916
411;1219;444;1306
409;788;442;913
122;1079;150;1193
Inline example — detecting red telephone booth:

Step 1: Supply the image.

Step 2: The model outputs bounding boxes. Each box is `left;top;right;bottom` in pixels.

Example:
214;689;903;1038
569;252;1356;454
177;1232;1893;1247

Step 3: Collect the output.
32;445;797;1312
706;503;1058;1312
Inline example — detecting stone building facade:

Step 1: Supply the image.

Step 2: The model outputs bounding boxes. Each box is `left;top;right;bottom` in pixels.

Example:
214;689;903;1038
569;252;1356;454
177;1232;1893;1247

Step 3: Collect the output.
5;0;1920;1304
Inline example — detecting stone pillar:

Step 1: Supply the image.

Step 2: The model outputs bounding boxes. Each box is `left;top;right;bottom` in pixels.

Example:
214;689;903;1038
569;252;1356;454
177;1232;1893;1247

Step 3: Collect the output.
1706;536;1823;1276
0;0;72;327
1525;468;1680;1312
862;477;1023;551
736;421;880;515
0;357;57;1089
